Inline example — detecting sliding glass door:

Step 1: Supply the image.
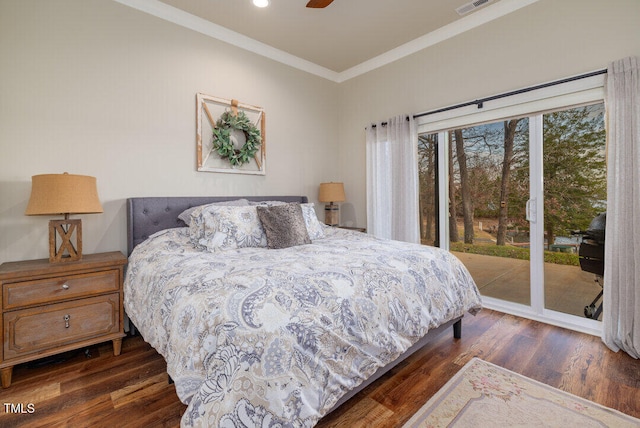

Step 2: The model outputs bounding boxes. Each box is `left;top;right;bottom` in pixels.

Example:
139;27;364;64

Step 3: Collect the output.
419;118;532;306
417;100;606;331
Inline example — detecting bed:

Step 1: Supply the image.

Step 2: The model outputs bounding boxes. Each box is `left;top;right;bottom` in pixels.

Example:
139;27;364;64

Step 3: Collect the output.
124;196;482;427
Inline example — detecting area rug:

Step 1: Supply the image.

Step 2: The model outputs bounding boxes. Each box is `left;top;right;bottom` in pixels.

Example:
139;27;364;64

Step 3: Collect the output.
403;358;640;427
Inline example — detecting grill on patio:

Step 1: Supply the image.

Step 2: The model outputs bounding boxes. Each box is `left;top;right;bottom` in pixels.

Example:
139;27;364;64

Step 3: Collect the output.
577;213;605;319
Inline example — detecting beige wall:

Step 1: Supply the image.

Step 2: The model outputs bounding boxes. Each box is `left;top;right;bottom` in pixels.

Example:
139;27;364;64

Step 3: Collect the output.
0;0;339;262
338;0;640;227
2;0;639;263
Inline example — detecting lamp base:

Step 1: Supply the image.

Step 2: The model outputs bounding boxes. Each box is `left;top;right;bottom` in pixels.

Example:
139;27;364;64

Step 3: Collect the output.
49;219;82;263
324;203;339;226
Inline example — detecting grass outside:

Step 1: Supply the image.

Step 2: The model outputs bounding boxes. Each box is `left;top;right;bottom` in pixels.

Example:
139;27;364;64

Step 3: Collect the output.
428;220;580;267
449;241;579;266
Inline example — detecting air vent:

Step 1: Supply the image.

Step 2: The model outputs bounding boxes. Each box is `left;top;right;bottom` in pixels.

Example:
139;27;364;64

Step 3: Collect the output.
456;0;493;16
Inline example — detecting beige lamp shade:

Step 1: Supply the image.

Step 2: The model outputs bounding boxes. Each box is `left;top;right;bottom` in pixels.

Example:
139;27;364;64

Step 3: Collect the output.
25;173;103;216
318;182;346;203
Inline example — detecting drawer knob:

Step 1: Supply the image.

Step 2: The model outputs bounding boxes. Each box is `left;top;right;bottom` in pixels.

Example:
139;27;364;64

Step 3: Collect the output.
64;314;71;328
62;283;70;290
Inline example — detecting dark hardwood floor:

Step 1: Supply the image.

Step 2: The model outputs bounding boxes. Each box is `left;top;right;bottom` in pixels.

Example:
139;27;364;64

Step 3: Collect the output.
2;309;639;427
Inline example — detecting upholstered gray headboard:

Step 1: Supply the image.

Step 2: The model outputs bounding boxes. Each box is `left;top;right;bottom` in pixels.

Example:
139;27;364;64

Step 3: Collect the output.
126;196;308;256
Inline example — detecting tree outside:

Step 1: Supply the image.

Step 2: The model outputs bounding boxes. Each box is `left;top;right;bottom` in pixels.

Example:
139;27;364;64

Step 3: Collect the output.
418;102;606;264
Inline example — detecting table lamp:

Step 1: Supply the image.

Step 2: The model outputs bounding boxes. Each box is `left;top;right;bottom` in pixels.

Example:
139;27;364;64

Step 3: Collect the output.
318;182;346;226
25;173;103;263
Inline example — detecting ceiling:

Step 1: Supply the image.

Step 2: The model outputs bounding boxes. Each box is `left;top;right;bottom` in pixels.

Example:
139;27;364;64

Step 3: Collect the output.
119;0;538;81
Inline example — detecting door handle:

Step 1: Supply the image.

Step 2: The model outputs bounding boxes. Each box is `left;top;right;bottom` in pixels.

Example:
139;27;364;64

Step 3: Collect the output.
526;198;536;223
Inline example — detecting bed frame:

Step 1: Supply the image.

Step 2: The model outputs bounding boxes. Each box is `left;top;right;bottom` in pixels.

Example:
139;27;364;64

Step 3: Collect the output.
125;196;462;414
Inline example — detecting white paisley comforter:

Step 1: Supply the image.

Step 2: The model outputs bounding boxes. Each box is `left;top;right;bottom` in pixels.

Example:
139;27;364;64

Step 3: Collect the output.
124;226;481;428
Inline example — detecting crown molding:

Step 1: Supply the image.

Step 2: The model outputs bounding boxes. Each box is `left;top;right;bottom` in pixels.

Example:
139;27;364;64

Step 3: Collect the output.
114;0;539;84
336;0;540;83
113;0;340;81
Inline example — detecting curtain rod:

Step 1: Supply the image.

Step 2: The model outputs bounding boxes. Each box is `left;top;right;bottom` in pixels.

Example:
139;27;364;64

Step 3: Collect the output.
369;116;409;128
413;69;607;119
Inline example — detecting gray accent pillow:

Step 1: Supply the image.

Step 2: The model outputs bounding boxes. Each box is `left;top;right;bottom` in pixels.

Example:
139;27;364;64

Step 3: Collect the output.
256;203;311;249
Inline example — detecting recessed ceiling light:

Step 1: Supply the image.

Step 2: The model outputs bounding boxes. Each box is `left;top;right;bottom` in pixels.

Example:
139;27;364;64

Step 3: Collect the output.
253;0;269;7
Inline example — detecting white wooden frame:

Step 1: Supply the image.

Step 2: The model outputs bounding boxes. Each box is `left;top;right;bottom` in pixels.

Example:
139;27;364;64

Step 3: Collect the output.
196;93;266;175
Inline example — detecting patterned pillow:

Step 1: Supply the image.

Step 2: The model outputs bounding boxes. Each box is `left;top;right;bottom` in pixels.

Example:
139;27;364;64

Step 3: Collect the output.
248;200;288;206
301;203;325;240
189;205;267;251
256;203;311;249
178;199;250;226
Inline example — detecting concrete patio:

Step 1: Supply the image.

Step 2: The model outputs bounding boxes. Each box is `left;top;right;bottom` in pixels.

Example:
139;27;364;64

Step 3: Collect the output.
452;251;603;319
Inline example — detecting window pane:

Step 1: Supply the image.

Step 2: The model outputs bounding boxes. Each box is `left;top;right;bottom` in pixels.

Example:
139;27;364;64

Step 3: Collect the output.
446;119;531;306
542;102;606;319
418;133;438;247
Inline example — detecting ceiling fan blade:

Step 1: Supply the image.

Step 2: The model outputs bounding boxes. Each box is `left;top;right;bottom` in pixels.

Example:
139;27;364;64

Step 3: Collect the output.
306;0;334;8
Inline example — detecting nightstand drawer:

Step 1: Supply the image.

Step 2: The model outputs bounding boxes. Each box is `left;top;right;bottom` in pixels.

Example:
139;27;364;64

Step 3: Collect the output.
4;293;120;359
3;269;120;310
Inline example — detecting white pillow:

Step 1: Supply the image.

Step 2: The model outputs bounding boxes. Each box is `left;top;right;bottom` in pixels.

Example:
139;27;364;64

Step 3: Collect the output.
178;199;249;226
301;203;325;240
188;205;266;252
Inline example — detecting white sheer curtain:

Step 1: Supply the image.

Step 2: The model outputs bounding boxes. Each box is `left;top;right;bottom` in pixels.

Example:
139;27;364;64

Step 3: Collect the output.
602;56;640;359
366;115;420;243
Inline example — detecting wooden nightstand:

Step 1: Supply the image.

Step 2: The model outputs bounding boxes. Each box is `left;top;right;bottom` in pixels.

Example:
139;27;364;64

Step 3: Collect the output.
0;251;126;388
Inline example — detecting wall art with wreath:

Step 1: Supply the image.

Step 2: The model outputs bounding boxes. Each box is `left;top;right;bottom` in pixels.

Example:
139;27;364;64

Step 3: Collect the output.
196;93;266;175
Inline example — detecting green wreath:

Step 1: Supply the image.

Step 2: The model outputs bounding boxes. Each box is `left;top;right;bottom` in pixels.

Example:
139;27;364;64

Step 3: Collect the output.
212;110;262;166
